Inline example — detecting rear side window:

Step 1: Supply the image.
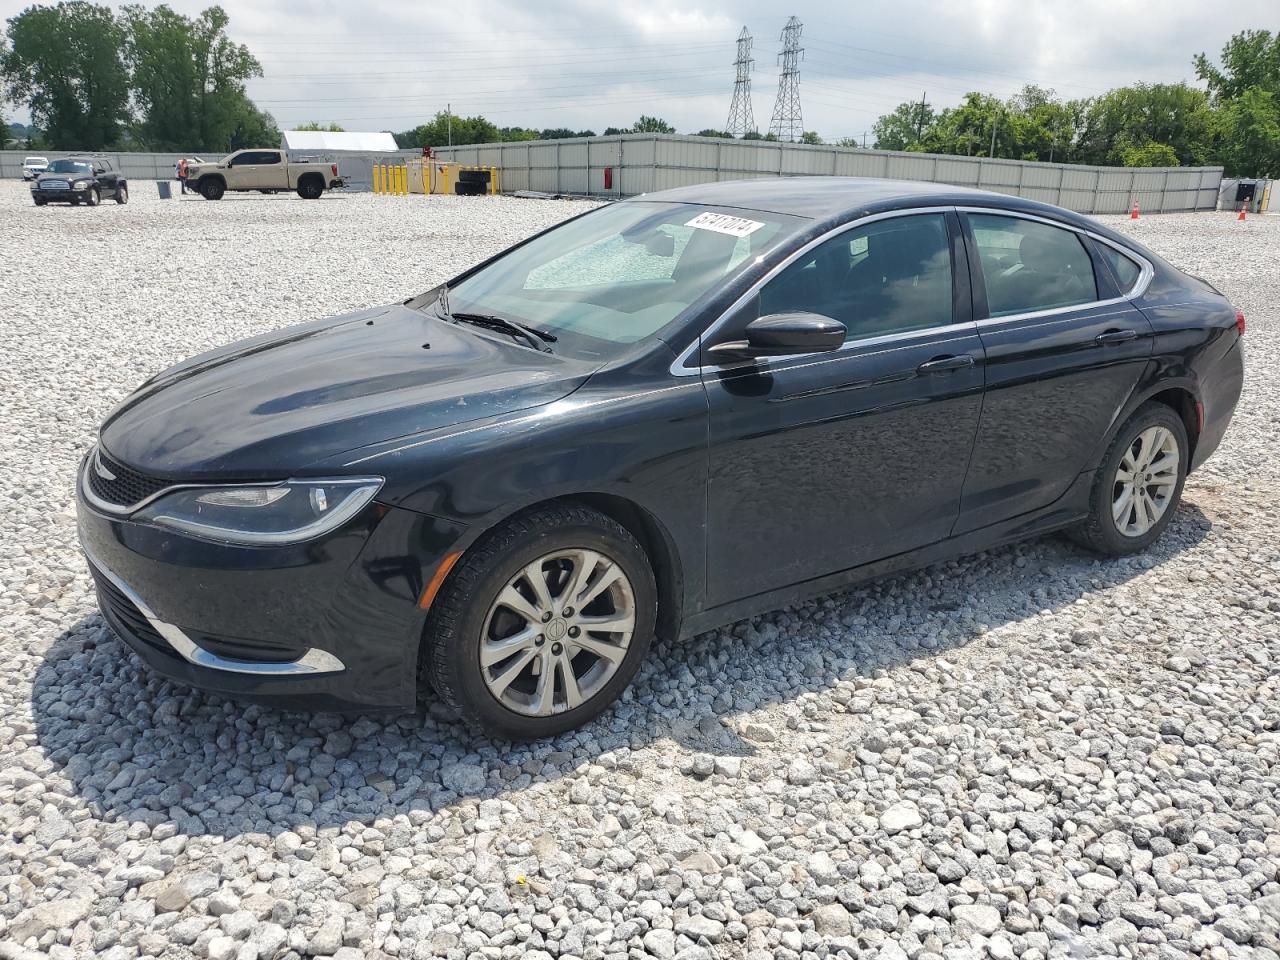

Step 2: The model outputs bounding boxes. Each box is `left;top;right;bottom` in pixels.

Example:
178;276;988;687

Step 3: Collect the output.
969;214;1098;318
1100;244;1142;294
759;213;953;341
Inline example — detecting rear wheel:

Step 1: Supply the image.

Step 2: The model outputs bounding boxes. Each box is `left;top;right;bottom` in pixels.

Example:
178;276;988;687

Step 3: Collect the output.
200;178;224;201
297;177;323;200
1068;402;1188;556
115;183;128;204
423;504;657;740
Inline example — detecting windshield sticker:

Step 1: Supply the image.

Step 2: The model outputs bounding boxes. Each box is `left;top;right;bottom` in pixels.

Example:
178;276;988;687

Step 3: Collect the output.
685;211;765;238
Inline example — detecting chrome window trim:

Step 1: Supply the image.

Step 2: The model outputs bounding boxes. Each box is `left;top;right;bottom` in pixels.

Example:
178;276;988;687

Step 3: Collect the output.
672;203;1157;377
82;542;346;676
669;206;957;377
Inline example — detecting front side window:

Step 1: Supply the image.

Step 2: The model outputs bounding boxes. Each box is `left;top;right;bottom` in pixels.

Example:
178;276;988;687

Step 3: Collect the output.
969;214;1098;317
445;202;803;359
758;213;954;341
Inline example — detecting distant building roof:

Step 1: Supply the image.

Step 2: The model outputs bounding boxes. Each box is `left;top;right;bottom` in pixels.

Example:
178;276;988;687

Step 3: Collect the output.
281;130;399;152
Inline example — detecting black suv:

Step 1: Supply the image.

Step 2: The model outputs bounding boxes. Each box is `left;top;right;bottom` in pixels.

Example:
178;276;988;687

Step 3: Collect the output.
32;157;128;206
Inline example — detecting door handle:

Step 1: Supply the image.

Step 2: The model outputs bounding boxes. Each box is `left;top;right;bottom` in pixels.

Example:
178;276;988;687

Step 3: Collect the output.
917;354;975;374
1095;329;1138;345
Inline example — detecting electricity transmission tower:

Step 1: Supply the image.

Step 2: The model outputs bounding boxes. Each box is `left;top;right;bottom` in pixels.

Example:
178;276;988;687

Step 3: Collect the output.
769;16;804;142
726;27;756;137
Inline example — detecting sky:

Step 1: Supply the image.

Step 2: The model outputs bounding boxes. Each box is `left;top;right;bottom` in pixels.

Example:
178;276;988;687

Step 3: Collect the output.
2;0;1274;141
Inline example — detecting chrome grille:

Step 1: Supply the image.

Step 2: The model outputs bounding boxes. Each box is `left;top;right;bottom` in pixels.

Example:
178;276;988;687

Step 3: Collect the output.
86;449;171;510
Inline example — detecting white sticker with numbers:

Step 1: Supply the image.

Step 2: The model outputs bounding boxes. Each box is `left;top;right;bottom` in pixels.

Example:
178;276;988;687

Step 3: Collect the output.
685;211;765;238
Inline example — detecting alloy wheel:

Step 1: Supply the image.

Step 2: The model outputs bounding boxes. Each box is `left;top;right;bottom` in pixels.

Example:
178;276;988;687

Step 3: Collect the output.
1112;425;1179;537
480;548;636;717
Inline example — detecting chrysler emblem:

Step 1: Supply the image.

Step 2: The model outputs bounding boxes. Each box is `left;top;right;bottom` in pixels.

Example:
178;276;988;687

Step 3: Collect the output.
94;452;117;481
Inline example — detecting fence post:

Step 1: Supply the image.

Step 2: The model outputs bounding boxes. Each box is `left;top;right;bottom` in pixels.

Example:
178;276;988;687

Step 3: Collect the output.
1055;164;1064;208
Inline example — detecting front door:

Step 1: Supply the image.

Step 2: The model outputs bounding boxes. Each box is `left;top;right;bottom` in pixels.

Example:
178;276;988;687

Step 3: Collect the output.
954;211;1155;533
701;210;986;607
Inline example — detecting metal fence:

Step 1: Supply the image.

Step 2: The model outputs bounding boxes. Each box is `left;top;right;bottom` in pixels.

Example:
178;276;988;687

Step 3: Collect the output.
433;134;1224;215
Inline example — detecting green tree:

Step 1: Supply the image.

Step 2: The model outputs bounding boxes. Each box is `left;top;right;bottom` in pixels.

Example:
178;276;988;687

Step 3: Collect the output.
394;110;499;148
630;115;674;133
873;100;935;151
226;96;278;150
539;127;595;139
2;1;130;149
1195;29;1280;100
294;121;344;132
1210;86;1280;177
1121;141;1180;167
123;4;265;152
1196;30;1280;177
1076;83;1211;167
694;128;733;138
800;130;823;144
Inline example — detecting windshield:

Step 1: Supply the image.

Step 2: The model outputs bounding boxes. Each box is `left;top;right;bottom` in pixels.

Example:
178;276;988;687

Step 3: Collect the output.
47;159;92;174
444;201;804;359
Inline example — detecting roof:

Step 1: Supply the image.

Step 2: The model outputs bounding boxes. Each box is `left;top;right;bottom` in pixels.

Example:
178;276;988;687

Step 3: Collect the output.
634;176;1096;230
281;130;399;152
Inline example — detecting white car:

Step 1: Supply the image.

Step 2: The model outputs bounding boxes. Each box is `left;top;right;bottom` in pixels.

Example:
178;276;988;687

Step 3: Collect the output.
21;156;49;181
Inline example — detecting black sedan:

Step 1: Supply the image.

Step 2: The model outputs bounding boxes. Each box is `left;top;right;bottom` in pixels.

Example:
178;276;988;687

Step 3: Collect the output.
77;178;1243;738
32;156;128;206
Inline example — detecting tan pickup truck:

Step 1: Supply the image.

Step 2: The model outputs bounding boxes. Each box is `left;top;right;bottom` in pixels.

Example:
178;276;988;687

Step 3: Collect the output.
185;149;344;201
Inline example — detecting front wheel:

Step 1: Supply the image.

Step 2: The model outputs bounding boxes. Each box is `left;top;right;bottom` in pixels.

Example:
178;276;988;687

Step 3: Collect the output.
84;187;100;207
200;178;224;201
423;504;657;740
1068;402;1188;556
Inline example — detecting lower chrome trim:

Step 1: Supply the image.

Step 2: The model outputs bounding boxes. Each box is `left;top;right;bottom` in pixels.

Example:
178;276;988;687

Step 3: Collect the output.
83;544;346;677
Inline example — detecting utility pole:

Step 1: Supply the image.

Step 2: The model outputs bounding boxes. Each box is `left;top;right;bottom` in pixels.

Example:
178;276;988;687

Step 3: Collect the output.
768;16;804;143
726;27;756;137
989;110;998;158
915;91;927;145
447;103;452;147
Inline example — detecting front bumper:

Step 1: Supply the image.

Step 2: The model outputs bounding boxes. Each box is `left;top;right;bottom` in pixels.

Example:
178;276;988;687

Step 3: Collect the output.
33;186;94;203
76;464;468;712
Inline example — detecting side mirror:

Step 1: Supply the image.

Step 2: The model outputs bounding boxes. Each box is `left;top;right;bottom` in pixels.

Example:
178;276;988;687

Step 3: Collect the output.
706;312;846;364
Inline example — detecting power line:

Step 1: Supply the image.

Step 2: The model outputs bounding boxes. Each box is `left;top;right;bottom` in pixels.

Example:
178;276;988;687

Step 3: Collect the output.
726;27;756;137
768;16;804;142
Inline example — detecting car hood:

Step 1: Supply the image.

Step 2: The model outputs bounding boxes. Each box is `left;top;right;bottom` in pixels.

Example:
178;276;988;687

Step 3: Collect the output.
35;173;79;184
99;303;596;479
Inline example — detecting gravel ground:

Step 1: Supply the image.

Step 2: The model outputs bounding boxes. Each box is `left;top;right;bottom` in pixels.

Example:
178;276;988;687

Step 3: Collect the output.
1;182;1278;960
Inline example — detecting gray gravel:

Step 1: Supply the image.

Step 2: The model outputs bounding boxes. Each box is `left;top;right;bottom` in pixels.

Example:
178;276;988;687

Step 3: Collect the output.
1;181;1278;960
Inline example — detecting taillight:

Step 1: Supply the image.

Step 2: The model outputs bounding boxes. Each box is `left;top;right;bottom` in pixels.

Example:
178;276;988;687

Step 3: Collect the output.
331;164;338;177
1236;310;1246;336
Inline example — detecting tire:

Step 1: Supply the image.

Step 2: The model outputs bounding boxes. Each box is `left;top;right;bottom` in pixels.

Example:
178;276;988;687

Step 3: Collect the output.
423;504;658;740
1067;401;1188;556
85;187;100;207
33;197;46;206
297;177;323;200
115;183;128;204
200;178;224;201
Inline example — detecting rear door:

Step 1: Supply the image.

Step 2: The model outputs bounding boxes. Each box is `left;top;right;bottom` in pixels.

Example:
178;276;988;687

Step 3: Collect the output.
701;210;986;606
954;209;1154;533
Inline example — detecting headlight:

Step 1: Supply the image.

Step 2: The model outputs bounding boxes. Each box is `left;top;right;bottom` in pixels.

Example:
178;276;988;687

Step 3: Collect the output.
133;478;383;545
72;179;89;189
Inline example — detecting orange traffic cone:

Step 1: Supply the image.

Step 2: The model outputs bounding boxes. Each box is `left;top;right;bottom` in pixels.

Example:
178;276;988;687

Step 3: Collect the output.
1238;204;1247;221
1130;199;1140;219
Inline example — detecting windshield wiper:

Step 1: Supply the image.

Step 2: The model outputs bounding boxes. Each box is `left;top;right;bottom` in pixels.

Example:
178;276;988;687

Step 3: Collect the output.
451;312;557;353
432;285;556;353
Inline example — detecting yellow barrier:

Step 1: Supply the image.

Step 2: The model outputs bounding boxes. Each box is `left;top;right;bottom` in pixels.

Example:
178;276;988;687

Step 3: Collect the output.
372;164;382;194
